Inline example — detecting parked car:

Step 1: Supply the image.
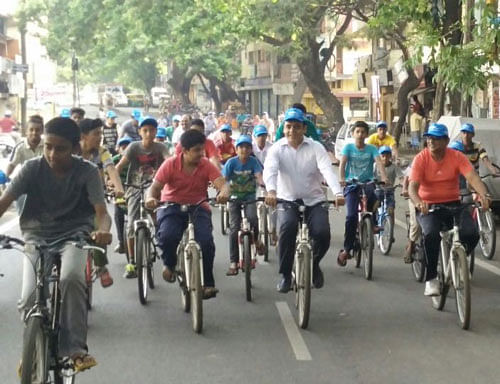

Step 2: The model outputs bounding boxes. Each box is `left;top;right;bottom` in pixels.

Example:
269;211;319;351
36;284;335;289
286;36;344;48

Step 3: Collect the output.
334;121;377;161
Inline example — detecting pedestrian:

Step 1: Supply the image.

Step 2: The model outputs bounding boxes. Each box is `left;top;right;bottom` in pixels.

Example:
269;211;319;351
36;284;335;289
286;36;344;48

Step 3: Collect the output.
409;104;424;150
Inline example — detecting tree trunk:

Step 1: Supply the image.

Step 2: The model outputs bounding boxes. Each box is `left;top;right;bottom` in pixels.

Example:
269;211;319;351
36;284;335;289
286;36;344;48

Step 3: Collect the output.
292;71;307;102
394;69;420;145
167;61;192;105
432;81;446;121
215;79;243;105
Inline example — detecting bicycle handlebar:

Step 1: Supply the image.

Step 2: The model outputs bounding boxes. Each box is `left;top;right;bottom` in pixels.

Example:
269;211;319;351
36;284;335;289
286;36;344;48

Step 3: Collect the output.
0;234;105;254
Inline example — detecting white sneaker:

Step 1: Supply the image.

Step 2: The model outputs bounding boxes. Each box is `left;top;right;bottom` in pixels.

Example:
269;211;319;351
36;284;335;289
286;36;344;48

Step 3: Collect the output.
424;279;440;296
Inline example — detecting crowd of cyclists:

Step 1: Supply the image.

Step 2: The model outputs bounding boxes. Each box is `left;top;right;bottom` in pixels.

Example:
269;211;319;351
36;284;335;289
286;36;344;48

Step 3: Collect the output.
0;101;497;378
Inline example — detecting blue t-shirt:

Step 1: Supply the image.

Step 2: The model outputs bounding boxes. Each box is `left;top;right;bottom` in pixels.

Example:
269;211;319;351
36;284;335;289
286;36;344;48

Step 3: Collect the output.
222;156;263;200
342;143;379;182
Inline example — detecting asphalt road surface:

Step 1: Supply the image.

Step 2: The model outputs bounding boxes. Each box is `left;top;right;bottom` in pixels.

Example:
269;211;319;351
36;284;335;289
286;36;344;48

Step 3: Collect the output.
1;192;500;384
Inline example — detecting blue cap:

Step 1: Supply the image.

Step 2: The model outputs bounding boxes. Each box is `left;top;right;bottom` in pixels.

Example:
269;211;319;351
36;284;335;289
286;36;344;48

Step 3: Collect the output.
284;107;305;123
235;135;252;147
460;123;474;134
106;110;117;119
220;124;232;132
131;109;141;120
423;123;448;138
172;115;181;122
156;127;167;138
60;108;71;118
376;121;388;129
378;145;392;155
253;124;268;137
0;170;8;184
139;117;158;128
118;136;132;146
448;141;464;152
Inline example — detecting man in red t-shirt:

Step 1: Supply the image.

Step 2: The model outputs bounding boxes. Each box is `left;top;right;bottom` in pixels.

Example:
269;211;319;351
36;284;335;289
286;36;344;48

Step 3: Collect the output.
146;129;229;299
215;124;236;164
409;123;489;297
0;110;17;133
174;118;221;169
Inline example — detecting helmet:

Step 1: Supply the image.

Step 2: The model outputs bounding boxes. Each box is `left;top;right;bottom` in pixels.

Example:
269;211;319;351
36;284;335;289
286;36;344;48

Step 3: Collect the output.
235;135;252;147
106;110;117;119
460;123;474;134
376;121;388;129
156;127;167;138
423;123;448;138
378;145;392;155
118;136;133;147
60;108;71;118
131;109;141;120
448;141;465;152
253;125;268;137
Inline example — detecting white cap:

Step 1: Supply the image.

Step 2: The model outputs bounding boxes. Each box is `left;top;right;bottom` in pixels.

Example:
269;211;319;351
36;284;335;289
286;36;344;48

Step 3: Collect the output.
4;109;12;116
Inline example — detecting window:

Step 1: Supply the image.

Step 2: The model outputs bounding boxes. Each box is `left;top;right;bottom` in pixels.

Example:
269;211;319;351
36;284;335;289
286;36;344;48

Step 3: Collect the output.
248;51;255;65
350;97;369;111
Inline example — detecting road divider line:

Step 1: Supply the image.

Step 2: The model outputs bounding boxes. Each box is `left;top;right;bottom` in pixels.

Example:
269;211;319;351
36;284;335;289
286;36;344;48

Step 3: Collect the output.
395;216;500;277
0;217;18;233
275;301;312;361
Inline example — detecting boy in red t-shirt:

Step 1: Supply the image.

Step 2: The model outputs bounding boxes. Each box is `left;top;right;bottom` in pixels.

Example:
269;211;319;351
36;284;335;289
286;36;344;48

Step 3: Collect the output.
215;124;236;164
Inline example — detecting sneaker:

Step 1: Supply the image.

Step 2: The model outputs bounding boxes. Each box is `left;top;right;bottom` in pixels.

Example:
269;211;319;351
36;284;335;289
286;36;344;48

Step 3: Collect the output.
123;263;137;279
277;276;292;293
424;279;440;296
98;267;114;288
114;243;125;254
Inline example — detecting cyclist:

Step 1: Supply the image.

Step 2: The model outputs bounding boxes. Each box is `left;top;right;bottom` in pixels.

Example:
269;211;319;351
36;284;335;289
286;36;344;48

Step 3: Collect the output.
264;107;344;292
145;129;230;299
274;103;321;142
165;114;181;142
222;135;265;275
374;145;403;221
102;110;119;156
119;109;141;140
459;123;500;176
337;121;389;266
174;118;221;169
215;124;236;165
0;117;112;373
116;117;169;278
70;107;85;124
366;121;399;163
172;114;191;145
252;124;272;165
409;123;488;296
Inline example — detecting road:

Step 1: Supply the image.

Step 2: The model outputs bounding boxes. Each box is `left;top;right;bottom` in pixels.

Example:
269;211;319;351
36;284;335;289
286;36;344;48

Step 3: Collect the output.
1;191;500;384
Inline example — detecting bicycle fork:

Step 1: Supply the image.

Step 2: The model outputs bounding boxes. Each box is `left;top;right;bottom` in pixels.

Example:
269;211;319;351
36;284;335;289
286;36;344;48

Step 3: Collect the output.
184;223;204;289
238;217;256;266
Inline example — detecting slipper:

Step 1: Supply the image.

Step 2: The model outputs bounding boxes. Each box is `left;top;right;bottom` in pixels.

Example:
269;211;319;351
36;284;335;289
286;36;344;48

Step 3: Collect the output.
71;353;97;373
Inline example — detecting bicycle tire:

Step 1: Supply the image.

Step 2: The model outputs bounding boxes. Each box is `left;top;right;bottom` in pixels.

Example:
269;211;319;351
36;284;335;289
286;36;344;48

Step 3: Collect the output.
85;253;93;310
123;216;130;263
220;205;228;235
147;237;155;290
411;241;426;283
454;248;471;330
243;235;252;302
354;237;362;268
296;245;311;329
21;317;49;384
361;217;374;280
378;215;393;255
432;248;449;310
479;209;496;260
135;227;149;305
261;206;269;262
178;243;190;313
189;247;203;333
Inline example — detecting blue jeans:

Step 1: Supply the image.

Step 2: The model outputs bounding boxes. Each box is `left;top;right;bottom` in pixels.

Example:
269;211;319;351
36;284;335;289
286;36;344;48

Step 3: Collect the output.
156;205;216;287
343;183;377;252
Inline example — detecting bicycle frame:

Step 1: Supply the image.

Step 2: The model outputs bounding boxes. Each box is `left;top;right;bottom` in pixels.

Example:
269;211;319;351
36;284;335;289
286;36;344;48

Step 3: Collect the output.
183;210;205;289
295;205;313;287
439;223;465;289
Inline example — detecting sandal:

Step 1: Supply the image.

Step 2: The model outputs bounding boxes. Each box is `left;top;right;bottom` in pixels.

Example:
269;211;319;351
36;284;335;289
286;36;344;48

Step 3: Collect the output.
71;353;97;373
162;266;176;283
98;268;114;288
226;264;239;276
203;286;219;300
337;249;350;267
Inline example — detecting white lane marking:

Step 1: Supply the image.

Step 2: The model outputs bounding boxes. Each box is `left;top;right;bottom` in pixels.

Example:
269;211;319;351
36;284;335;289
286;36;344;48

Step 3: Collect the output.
0;217;18;233
275;301;312;361
394;217;500;276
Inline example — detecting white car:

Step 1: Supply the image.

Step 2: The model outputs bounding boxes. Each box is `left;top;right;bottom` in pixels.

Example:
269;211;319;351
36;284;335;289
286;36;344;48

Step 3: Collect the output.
111;92;128;107
334;121;377;161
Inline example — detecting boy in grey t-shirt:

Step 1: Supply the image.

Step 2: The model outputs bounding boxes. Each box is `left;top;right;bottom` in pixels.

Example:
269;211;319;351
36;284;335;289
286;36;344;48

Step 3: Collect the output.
0;117;112;373
116;117;169;277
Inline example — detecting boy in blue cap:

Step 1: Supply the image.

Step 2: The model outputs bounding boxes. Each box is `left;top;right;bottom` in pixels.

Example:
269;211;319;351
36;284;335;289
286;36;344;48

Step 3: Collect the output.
222;134;265;275
252;124;272;165
103;110;119;155
215;124;236;164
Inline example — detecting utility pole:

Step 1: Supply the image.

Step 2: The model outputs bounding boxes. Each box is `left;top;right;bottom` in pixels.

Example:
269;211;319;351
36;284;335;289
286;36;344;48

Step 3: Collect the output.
20;27;27;135
71;51;79;107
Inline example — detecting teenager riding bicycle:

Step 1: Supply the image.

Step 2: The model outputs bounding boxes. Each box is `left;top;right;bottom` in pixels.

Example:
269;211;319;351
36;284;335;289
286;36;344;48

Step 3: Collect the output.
459;123;500;176
146;129;230;299
0;117;112;373
263;107;344;293
409;123;488;296
337;121;389;266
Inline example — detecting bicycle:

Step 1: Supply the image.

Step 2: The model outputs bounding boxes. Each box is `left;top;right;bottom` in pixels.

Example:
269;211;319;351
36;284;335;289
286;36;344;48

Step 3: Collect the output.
346;179;378;280
159;197;215;333
376;184;401;255
257;187;275;261
472;176;497;260
429;203;477;330
125;180;159;305
0;234;104;384
219;202;229;235
404;205;426;282
277;199;337;329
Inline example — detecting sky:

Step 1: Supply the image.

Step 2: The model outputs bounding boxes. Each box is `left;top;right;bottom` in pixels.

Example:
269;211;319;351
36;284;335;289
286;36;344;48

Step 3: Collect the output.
0;0;19;16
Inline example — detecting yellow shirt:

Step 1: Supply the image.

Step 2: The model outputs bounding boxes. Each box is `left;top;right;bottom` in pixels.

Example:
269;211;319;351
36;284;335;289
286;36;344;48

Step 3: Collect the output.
366;133;396;148
410;112;424;133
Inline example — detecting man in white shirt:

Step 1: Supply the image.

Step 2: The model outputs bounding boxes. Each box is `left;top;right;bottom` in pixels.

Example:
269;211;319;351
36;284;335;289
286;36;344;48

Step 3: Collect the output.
252;124;272;165
171;114;191;144
264;108;344;292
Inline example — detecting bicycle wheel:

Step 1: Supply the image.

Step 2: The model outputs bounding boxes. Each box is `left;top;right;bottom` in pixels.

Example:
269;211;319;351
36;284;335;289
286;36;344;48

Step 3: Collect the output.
189;247;203;333
432;248;449;310
454;248;471;330
243;235;252;301
21;317;49;384
411;241;426;283
354;236;362;268
85;253;93;310
378;215;393;255
147;238;155;290
361;217;374;280
135;227;149;305
479;209;496;260
261;206;269;262
178;244;190;313
295;245;311;329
